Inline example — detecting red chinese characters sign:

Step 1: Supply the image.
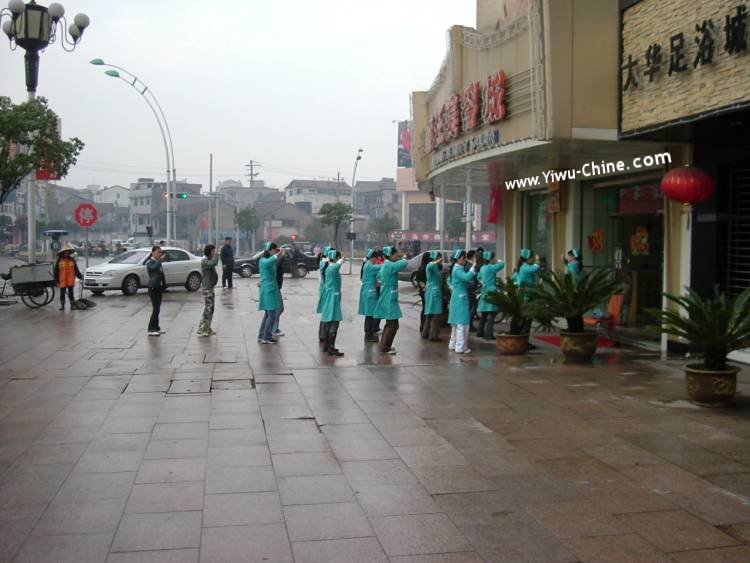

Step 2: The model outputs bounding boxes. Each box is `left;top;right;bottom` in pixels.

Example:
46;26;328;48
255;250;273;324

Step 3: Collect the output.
429;70;509;152
75;203;99;228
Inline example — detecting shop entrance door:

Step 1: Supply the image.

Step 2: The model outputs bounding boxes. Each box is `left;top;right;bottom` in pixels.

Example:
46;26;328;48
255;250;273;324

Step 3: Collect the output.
582;182;664;334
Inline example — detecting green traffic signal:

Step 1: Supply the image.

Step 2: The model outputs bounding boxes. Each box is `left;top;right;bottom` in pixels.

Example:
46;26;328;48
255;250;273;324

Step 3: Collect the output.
178;193;189;199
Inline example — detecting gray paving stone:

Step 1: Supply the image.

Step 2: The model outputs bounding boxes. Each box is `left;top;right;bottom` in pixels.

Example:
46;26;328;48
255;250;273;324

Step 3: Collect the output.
151;423;209;440
272;452;342;477
355;484;441;516
33;497;126;535
111;511;202;552
57;471;136;500
143;439;207;460
106;548;199;563
136;458;207;484
370;513;471;556
200;524;292;563
283;502;373;541
125;481;204;513
203;491;283;527
14;532;113;563
278;475;355;505
292;537;388;563
207;445;271;467
205;466;277;494
342;459;419;487
75;450;144;473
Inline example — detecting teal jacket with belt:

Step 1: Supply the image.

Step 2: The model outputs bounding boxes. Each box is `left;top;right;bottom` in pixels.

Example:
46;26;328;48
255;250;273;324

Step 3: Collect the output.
477;262;506;313
514;263;541;288
373;259;408;320
358;261;381;317
566;261;582;283
316;259;328;314
320;260;343;322
448;263;476;326
258;254;281;311
423;262;444;315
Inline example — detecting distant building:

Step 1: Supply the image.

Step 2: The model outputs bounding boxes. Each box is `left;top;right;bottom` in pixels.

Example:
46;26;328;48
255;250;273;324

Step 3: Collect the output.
129;177;202;237
354;177;400;220
284;179;351;214
217;179;282;208
254;201;315;242
95;185;130;208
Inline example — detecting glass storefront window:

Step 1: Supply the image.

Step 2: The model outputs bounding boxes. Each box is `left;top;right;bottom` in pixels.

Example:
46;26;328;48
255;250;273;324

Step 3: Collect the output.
524;193;550;269
580;181;664;330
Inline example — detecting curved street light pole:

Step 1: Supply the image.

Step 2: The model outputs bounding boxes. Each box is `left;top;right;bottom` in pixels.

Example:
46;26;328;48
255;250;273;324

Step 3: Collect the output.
349;148;363;273
91;59;176;245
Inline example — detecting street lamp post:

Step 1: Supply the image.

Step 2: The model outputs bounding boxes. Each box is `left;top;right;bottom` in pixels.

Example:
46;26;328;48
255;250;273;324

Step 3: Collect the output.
2;0;90;263
90;59;176;246
349;148;363;273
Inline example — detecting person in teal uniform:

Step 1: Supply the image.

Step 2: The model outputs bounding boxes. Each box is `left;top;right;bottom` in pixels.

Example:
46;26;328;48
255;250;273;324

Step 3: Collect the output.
565;248;583;283
448;249;477;354
420;250;444;342
320;249;345;356
373;246;408;354
359;248;382;342
476;251;505;340
257;242;285;344
513;248;541;339
317;246;332;342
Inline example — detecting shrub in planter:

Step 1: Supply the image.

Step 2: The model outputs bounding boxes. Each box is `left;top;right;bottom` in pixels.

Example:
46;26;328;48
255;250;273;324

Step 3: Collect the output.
530;270;622;361
650;286;750;406
485;278;552;355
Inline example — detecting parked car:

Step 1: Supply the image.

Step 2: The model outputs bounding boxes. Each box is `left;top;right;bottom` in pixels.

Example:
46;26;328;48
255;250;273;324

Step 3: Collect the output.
84;247;203;296
398;250;453;287
233;247;319;278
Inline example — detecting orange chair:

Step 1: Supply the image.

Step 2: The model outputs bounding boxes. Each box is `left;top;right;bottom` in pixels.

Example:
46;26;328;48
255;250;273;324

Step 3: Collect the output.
583;294;624;333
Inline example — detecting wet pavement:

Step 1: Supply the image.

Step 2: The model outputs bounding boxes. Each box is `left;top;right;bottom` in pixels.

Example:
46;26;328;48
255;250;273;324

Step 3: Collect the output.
1;271;750;562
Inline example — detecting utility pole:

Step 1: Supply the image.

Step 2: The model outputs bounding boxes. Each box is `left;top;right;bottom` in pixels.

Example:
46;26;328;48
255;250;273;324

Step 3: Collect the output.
245;160;260;252
208;153;213;247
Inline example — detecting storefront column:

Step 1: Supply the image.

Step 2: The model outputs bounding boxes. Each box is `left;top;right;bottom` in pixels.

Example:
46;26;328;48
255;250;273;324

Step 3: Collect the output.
465;170;472;251
401;193;407;230
439;180;446;250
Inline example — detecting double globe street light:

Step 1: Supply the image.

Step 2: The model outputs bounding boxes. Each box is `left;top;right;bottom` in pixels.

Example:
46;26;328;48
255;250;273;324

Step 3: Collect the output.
90;59;177;245
2;0;90;263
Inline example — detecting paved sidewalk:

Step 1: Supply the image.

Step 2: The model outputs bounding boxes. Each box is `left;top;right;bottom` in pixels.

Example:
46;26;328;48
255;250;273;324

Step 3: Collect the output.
1;273;750;562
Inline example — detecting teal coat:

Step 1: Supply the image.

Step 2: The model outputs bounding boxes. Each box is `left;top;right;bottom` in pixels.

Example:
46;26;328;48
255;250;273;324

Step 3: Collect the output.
358;262;381;316
566;261;582;283
424;262;444;315
316;259;328;314
514;263;540;288
320;260;343;322
448;263;476;326
373;259;408;320
258;255;281;311
477;262;506;313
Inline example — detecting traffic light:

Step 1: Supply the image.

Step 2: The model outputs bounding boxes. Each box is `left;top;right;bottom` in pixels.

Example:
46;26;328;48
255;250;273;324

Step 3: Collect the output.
163;192;169;199
177;193;189;199
291;234;297;241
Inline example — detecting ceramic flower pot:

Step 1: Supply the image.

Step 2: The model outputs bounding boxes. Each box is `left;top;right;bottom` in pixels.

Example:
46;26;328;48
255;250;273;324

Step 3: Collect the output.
559;331;598;362
496;333;529;355
684;363;739;407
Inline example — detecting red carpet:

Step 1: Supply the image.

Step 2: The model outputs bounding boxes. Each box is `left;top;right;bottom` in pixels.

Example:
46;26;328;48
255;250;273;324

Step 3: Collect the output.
534;335;617;348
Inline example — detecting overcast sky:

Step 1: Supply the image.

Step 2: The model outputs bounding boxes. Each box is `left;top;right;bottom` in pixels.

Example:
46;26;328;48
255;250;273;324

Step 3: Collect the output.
0;0;475;192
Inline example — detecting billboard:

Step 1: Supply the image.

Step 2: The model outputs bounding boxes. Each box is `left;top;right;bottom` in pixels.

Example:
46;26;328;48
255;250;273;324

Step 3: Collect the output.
397;120;413;168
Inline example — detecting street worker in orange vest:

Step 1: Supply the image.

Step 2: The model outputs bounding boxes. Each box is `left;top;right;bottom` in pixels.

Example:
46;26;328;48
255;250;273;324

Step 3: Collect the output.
53;243;83;311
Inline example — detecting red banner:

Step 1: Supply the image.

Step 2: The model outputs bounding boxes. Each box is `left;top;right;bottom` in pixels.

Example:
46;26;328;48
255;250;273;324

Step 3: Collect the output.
487;161;503;224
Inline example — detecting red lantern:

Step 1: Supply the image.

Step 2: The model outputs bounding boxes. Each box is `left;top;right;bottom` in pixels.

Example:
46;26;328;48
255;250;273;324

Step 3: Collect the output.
660;166;716;204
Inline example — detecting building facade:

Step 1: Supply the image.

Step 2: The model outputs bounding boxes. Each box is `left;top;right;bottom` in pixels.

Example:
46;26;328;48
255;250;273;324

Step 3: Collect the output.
412;0;689;339
95;185;130;208
284;179;352;214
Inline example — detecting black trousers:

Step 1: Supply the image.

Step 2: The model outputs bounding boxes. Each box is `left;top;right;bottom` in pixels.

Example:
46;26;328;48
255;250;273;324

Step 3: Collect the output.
59;286;75;306
477;312;497;338
222;264;233;288
148;288;162;332
364;316;380;336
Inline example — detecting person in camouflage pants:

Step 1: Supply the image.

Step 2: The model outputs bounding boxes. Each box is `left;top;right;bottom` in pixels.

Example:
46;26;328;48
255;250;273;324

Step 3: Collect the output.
198;244;219;336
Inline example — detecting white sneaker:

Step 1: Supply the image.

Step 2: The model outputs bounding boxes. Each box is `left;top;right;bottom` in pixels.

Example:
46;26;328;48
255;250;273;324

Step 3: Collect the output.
148;331;160;336
159;330;166;334
386;348;397;355
461;349;472;354
198;332;209;337
272;330;284;337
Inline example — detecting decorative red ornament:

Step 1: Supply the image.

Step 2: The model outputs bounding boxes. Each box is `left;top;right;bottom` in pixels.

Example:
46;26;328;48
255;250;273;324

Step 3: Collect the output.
660;166;716;204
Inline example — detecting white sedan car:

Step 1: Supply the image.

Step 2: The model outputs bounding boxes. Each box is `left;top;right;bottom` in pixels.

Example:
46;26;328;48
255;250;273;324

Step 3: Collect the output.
84;247;203;296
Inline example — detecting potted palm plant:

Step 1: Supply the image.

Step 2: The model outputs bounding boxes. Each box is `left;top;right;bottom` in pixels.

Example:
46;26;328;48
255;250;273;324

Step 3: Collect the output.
530;269;622;361
485;278;535;355
651;287;750;406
